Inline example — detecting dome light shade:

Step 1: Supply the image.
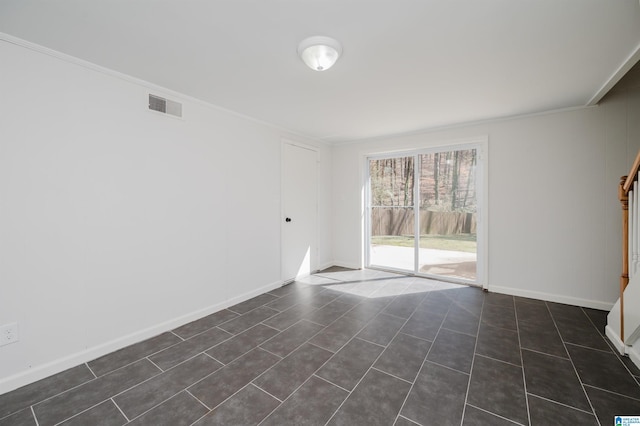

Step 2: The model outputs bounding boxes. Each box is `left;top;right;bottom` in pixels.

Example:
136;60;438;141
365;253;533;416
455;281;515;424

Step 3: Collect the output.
297;36;342;71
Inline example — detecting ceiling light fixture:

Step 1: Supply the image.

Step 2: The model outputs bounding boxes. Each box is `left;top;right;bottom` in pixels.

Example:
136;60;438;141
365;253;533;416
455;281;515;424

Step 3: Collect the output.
297;36;342;71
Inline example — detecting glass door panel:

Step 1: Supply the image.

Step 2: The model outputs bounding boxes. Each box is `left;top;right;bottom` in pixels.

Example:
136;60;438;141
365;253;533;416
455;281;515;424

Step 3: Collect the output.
369;157;416;271
418;149;477;281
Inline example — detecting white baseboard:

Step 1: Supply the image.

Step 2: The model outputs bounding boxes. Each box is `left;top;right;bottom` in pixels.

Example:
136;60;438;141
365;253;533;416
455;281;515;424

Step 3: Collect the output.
0;280;281;395
606;324;626;354
628;344;640;372
488;285;614;311
606;325;640;373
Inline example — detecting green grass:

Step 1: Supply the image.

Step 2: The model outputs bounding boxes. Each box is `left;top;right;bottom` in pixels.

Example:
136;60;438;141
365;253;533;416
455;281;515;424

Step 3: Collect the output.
371;234;477;253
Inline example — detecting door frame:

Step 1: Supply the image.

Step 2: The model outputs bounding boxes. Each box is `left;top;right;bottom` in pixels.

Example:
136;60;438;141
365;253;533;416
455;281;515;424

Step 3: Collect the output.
363;137;489;289
280;139;320;284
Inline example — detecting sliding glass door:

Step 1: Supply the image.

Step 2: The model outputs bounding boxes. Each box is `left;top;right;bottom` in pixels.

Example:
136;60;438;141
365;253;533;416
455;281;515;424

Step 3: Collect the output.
367;145;482;285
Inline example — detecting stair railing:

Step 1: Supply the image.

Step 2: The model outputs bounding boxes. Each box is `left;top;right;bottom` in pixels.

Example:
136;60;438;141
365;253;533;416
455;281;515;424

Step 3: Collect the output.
619;151;640;342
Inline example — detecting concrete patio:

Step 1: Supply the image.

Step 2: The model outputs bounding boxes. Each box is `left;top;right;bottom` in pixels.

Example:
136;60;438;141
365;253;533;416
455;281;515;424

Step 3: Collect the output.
370;245;477;281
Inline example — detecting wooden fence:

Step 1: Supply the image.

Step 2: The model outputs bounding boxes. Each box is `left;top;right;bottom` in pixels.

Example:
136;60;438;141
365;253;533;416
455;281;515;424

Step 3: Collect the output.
371;208;476;236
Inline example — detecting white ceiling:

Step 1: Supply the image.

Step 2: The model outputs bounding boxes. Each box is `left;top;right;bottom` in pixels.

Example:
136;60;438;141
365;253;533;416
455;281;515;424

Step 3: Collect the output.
1;1;640;143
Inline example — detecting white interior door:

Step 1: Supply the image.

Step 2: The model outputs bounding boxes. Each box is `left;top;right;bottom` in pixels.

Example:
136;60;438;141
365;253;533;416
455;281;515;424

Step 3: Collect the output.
282;142;318;282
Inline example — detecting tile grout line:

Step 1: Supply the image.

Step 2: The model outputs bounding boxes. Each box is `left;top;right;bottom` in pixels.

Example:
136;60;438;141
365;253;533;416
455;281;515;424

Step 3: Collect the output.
397;330;433;343
202;351;225;365
148;327;236;371
370;366;413;385
249;383;283;403
51;399;115;425
192;325;319;426
323;300;414;426
563;340;619;355
547;302;602;426
465;402;527;426
85;363;98;379
459;293;485;426
420;359;472;376
439;325;479;338
120;387;203;424
195;382;252;414
23;375;100;414
186;389;211;410
30;406;40;426
389;291;456;426
372;289;453;423
145;356;164;372
182;352;254;402
254;292;396;391
312;373;352;394
256;346;284;360
519;346;570;361
170;331;185;341
397;414;422;425
471;352;523;369
582;383;640;402
299;285;414;422
89;334;197;380
218;304;282;332
526;392;598;415
253;287;369;425
186;391;216;426
353;335;387;348
254;300;388;423
95;351;226;424
514;293;532;426
111;397;130;422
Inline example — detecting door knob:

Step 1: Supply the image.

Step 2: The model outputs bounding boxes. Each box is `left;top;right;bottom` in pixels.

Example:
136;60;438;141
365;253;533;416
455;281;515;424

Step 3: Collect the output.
285;217;292;222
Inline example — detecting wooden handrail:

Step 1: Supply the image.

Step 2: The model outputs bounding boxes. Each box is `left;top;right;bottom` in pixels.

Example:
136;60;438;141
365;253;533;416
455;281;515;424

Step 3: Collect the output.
623;152;640;193
619;149;640;343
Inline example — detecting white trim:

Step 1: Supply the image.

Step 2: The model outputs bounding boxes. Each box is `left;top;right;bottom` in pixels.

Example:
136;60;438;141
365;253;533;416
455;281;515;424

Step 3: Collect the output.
0;279;281;395
587;41;640;106
334;106;597;146
605;324;640;373
477;138;489;290
0;32;328;147
490;285;614;311
413;154;420;272
363;156;372;270
365;138;485;159
281;139;320;153
606;324;626;355
628;344;640;372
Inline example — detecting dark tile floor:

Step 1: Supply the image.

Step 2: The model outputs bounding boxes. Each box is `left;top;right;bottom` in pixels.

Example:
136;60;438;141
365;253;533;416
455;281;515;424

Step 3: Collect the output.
2;267;640;426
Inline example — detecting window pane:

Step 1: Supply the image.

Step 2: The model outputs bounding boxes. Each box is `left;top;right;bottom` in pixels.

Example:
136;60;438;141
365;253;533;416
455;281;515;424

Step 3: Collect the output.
369;157;415;271
418;149;477;281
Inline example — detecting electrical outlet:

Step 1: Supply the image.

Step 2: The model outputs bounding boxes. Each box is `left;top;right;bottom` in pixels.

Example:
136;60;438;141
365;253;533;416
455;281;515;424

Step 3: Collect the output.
0;322;19;347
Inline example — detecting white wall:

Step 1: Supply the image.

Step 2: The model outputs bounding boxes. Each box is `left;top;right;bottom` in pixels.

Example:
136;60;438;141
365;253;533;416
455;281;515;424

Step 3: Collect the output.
0;39;331;392
332;102;638;310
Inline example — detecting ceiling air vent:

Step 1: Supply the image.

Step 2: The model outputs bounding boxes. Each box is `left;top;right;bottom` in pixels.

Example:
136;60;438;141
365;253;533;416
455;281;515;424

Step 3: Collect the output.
148;94;182;118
